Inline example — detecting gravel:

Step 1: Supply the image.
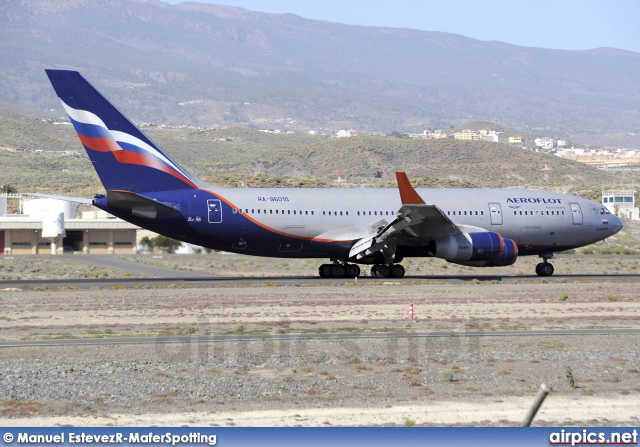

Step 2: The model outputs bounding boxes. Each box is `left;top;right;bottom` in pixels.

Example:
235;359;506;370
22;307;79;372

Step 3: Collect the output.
1;334;638;421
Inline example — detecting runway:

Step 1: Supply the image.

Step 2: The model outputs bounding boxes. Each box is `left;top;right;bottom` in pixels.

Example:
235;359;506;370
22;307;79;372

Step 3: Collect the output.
1;328;639;348
3;273;640;289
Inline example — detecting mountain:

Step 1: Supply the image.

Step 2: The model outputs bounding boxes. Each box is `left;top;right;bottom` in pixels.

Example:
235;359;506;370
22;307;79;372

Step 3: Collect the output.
1;0;639;146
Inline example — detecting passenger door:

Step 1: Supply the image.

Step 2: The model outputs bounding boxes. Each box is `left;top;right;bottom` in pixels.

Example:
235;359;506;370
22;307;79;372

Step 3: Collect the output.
569;203;583;225
488;203;503;225
207;199;222;223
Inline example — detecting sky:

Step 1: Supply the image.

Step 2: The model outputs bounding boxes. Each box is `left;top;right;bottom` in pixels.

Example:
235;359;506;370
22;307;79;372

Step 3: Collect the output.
165;0;640;53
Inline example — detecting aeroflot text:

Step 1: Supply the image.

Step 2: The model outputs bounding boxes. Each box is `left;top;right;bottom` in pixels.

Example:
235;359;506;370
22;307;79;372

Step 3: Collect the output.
507;198;562;204
16;432;217;445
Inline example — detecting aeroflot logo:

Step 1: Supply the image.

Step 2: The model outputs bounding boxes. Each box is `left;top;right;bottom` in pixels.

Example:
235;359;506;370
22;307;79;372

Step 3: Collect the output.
507;197;562;204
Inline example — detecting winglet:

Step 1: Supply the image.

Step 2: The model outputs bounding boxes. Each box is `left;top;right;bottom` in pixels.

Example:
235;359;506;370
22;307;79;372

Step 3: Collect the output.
396;172;425;205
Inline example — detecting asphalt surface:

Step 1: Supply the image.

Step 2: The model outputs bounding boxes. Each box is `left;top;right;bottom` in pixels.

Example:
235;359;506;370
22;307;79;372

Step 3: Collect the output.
1;328;639;349
2;273;640;289
63;254;214;278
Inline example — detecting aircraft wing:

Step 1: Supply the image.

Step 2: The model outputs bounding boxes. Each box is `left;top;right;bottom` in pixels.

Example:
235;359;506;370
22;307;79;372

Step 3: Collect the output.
348;172;460;260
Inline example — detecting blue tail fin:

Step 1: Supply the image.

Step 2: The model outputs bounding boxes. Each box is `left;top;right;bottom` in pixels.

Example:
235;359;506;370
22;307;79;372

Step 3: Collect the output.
45;69;198;193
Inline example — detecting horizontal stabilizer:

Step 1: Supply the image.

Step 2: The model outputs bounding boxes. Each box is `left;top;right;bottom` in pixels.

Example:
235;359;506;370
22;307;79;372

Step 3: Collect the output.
22;193;93;204
106;190;180;219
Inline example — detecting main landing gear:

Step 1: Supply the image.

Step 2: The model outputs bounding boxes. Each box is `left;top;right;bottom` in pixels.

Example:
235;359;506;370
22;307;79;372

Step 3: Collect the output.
371;264;405;278
535;254;554;277
319;263;361;278
318;262;407;278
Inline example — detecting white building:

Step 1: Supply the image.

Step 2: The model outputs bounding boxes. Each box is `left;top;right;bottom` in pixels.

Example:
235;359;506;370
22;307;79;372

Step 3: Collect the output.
1;194;139;255
534;137;556;149
602;189;639;221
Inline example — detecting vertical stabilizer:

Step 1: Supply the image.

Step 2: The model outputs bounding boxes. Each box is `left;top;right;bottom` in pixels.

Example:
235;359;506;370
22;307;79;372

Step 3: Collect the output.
45;69;197;193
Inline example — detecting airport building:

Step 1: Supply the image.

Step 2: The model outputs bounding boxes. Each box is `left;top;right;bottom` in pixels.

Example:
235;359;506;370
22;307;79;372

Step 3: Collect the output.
0;194;139;255
602;189;640;221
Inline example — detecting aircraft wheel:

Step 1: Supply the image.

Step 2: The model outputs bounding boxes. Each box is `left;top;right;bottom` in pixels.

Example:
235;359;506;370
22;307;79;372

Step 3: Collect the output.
377;264;391;278
540;262;554;276
331;264;346;278
391;264;405;278
371;265;379;277
320;264;334;278
535;262;554;276
346;264;361;278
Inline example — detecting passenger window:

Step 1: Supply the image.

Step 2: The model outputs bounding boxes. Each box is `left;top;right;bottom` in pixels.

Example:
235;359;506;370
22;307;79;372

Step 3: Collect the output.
562;211;565;215
288;210;291;215
305;211;308;215
340;211;343;216
346;211;348;216
357;211;360;216
311;211;314;215
252;209;254;213
514;211;517;215
232;208;237;214
270;210;273;214
275;210;278;214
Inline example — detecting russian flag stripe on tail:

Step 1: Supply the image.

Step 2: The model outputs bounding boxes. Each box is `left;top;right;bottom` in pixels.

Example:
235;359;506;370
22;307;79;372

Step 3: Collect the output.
45;69;198;193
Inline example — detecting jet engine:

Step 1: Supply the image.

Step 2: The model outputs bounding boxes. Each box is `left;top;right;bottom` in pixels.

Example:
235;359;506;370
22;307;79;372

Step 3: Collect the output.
427;231;517;266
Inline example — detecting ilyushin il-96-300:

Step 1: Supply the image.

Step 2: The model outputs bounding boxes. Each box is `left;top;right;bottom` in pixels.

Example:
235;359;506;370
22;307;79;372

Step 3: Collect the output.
41;69;623;278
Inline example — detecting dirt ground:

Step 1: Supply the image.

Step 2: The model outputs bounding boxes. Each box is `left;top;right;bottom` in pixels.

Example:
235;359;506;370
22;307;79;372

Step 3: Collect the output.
1;278;639;426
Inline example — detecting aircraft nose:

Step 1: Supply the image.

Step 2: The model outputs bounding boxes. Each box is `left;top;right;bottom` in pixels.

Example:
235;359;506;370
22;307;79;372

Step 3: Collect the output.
611;215;624;234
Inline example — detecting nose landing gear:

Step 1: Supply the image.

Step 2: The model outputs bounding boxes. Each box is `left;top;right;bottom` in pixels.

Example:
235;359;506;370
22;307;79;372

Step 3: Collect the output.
535;254;555;277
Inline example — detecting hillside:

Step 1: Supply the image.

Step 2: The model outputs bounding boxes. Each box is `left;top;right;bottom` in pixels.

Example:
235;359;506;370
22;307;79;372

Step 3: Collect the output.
0;0;639;147
0;107;630;200
0;108;79;151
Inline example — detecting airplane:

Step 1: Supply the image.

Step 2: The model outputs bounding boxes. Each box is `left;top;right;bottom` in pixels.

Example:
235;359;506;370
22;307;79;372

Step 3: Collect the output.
42;69;624;278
